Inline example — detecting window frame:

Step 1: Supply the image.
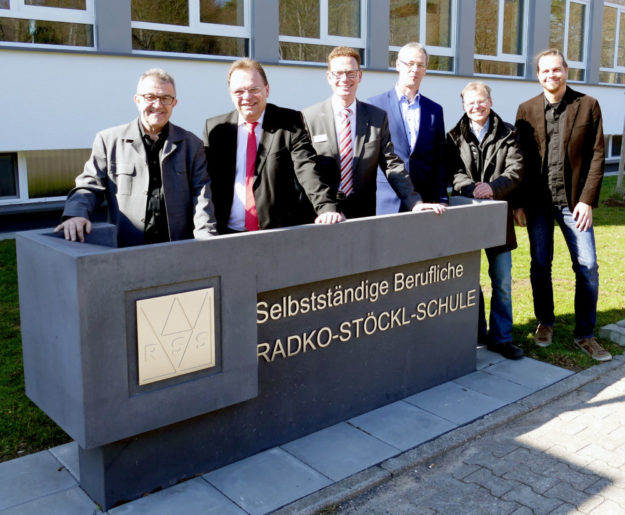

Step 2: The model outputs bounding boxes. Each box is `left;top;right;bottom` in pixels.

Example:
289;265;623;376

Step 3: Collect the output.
607;134;622;159
0;152;19;200
0;0;95;51
600;1;625;85
278;0;367;66
0;150;99;206
556;0;590;82
388;0;457;74
473;0;529;79
130;0;251;59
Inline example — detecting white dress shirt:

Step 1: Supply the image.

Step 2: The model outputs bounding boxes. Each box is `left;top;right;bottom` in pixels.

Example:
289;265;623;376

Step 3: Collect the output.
331;95;357;158
228;111;265;231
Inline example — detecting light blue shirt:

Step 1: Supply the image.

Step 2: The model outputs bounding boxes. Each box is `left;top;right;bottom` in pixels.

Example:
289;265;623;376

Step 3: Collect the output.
395;86;421;152
470;118;490;144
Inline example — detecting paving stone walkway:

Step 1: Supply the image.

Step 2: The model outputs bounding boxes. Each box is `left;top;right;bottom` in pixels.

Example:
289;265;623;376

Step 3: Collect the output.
331;356;625;514
1;346;623;513
0;348;574;514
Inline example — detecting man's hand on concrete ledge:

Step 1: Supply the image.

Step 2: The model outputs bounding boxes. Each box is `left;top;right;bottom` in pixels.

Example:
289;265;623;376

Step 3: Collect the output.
473;182;494;199
314;211;346;224
54;216;92;242
412;203;447;215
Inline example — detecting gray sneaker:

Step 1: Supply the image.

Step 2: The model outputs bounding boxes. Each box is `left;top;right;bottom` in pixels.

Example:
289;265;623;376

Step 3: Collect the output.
574;337;612;362
535;324;553;347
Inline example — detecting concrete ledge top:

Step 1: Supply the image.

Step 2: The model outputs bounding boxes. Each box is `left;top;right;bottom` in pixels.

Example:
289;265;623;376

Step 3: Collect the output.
16;197;507;293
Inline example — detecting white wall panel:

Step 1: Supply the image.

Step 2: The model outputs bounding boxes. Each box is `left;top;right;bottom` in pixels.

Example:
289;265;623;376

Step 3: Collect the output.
2;49;624;153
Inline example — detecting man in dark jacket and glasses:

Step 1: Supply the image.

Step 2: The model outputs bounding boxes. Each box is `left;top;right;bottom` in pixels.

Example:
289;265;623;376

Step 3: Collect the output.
447;81;524;360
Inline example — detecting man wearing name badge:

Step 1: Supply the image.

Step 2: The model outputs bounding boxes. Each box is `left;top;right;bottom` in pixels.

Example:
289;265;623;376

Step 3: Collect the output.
515;48;610;362
56;68;217;247
447;81;524;360
302;46;444;220
367;42;448;214
203;58;343;234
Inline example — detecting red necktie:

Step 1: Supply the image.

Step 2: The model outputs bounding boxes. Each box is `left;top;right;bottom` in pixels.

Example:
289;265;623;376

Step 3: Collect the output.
245;121;259;231
338;108;354;195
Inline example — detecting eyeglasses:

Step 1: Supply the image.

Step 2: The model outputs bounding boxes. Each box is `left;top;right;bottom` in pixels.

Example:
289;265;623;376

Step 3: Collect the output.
329;70;360;80
463;100;490;108
231;87;264;98
398;59;427;70
137;93;176;106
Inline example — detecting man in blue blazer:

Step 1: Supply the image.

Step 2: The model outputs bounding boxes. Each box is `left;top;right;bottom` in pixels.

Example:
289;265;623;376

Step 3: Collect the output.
303;46;444;220
368;42;448;213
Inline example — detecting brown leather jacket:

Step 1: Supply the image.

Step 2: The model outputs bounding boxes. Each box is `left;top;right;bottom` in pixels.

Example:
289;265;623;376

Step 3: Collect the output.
515;86;605;210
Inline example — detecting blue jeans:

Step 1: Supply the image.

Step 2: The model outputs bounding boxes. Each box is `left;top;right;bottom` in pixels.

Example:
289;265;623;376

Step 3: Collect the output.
478;249;513;344
525;204;599;338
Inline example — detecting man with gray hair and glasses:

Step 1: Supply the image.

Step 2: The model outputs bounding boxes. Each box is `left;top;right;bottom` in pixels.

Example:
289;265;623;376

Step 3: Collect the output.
368;42;448;213
56;68;217;247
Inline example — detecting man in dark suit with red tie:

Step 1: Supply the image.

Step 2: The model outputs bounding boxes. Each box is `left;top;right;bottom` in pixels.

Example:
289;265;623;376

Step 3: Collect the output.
203;58;343;234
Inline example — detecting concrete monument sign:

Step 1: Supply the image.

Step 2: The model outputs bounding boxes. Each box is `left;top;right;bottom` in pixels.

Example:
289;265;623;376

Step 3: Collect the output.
17;197;506;509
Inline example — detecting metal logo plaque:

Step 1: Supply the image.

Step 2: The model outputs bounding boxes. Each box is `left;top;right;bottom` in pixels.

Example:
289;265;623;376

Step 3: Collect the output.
136;288;216;385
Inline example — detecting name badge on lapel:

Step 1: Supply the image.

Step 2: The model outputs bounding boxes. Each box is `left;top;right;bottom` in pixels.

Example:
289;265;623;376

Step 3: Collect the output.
313;134;328;143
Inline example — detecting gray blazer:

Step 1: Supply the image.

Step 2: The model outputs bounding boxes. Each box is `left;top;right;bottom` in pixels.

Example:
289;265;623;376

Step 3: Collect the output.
302;98;421;219
63;119;217;247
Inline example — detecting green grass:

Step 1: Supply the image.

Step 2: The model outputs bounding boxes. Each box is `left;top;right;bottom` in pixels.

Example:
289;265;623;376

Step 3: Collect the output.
482;175;625;370
0;240;71;462
0;176;623;463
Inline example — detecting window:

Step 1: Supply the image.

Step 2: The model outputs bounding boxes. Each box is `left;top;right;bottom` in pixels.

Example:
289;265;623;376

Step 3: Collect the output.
0;0;93;48
600;1;625;85
0;153;18;198
279;0;366;64
550;0;589;82
389;0;455;72
609;135;622;158
0;149;92;203
131;0;249;58
25;149;90;198
474;0;527;77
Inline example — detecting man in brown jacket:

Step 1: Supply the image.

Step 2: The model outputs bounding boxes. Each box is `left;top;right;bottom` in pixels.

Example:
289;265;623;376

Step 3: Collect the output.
515;48;609;361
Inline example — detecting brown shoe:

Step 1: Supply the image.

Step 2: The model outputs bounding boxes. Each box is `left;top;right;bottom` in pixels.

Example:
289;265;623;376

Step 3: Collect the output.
574;337;612;362
535;324;553;347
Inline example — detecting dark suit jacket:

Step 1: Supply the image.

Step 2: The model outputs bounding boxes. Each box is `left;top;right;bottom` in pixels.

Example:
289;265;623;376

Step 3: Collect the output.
63;119;217;247
302;98;421;219
203;103;337;233
515;86;605;210
367;89;448;204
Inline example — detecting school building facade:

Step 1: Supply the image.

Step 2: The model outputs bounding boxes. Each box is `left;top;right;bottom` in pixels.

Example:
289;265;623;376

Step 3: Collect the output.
1;0;624;212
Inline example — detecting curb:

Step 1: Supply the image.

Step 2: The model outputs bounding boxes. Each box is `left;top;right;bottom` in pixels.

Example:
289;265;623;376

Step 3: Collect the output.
599;321;625;346
276;354;625;514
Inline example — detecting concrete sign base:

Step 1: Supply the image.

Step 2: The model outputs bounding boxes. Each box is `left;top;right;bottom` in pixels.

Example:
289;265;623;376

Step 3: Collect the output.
17;198;506;509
